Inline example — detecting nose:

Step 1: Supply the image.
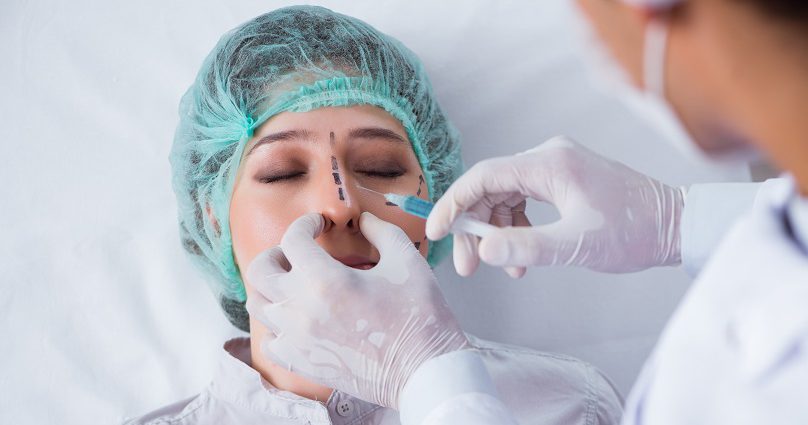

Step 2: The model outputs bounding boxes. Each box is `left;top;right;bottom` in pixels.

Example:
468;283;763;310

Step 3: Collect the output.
312;164;362;235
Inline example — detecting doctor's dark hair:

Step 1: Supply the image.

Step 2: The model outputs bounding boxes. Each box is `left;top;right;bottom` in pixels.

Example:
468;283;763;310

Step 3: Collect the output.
734;0;808;25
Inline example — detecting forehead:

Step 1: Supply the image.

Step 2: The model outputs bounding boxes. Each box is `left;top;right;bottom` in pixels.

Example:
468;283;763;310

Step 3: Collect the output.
252;105;408;140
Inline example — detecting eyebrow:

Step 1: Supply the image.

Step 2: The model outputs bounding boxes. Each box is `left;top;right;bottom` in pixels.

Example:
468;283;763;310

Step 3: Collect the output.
246;129;314;156
348;127;407;144
245;127;406;157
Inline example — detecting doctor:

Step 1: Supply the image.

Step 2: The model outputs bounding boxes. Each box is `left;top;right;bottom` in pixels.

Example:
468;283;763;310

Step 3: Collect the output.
245;0;808;423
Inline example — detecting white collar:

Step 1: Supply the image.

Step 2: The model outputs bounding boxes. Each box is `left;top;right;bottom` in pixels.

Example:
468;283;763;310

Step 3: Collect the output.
208;337;384;424
787;193;808;254
758;175;808;254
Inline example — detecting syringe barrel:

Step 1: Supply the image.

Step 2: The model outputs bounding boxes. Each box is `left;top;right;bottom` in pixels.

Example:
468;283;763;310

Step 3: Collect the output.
388;193;496;237
399;196;434;219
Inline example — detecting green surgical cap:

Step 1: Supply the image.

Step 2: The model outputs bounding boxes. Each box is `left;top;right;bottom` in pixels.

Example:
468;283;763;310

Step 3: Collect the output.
170;6;463;331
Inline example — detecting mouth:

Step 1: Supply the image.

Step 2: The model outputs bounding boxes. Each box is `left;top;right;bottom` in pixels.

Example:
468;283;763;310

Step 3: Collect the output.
334;255;378;270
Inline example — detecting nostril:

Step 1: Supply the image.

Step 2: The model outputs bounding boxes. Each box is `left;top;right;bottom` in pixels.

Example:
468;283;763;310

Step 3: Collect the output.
346;218;354;229
321;217;335;234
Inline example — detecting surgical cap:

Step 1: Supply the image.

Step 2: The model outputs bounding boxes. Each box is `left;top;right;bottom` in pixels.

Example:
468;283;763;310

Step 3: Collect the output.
170;6;462;331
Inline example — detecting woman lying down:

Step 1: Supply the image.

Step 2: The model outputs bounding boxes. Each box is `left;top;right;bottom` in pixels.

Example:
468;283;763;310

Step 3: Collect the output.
127;6;622;424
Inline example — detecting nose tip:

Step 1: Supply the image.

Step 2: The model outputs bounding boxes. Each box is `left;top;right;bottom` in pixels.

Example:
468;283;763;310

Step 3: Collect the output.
317;173;362;235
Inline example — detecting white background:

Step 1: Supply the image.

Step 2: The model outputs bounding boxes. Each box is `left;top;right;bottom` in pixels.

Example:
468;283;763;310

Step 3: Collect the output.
0;1;750;424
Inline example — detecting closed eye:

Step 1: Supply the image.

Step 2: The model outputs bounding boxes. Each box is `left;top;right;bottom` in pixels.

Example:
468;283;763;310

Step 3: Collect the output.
359;169;405;179
257;172;306;183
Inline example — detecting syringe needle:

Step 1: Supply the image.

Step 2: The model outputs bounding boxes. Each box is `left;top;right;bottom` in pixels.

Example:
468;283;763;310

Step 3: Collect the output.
356;184;387;197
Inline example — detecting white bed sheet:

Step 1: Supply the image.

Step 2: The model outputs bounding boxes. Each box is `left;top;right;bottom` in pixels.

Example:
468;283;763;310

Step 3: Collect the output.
0;1;750;424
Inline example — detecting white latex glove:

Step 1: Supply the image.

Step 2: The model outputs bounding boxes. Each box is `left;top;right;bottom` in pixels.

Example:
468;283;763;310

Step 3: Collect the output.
245;212;470;409
426;136;686;275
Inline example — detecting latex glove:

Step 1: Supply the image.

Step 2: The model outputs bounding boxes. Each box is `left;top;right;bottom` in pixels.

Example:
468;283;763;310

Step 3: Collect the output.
426;136;685;275
245;212;470;409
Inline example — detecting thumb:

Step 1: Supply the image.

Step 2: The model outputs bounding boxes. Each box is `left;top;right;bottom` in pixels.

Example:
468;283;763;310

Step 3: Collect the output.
359;212;425;272
280;213;342;271
360;211;417;254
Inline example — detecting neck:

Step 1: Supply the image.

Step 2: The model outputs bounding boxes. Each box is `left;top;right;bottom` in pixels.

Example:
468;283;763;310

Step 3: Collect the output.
749;88;808;197
248;317;334;402
750;42;808;196
786;150;808;198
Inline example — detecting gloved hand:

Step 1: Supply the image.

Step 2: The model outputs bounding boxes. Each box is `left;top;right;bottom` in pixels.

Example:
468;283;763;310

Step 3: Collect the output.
426;136;686;275
245;212;470;409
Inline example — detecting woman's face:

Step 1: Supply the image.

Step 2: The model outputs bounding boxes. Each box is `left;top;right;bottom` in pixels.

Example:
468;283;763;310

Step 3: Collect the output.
230;105;429;284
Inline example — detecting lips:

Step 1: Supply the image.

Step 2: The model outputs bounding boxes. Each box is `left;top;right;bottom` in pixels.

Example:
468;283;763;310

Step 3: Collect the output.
334;255;377;270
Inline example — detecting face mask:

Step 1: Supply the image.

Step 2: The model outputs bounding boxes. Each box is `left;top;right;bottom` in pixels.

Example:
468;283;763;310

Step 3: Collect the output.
574;3;759;164
641;19;760;163
639;19;709;161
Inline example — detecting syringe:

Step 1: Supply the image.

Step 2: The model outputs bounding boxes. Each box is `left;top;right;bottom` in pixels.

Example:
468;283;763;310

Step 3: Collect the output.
358;186;496;237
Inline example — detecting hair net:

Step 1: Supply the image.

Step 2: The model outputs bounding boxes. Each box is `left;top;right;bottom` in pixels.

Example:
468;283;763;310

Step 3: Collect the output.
171;6;462;331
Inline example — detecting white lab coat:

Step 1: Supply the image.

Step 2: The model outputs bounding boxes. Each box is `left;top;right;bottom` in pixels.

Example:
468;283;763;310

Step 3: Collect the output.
401;178;808;425
621;177;808;424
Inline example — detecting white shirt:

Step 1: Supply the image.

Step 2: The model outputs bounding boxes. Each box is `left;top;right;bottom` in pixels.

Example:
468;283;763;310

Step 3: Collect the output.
125;336;622;425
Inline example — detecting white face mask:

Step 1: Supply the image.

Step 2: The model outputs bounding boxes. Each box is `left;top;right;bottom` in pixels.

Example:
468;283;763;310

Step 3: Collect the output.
639;20;705;160
641;19;759;163
575;3;759;164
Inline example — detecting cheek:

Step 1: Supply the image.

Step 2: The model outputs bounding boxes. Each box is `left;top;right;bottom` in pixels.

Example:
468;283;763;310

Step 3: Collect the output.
229;183;299;271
